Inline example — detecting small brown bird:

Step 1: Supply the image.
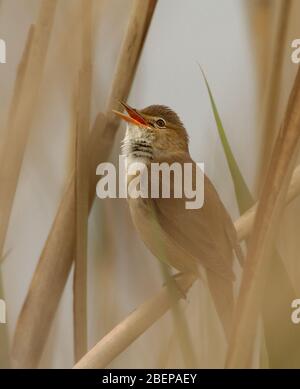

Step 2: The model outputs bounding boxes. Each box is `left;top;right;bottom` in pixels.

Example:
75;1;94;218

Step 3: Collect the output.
113;102;243;340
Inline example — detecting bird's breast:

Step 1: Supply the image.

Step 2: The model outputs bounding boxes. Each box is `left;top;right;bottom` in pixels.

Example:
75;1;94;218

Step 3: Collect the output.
122;124;154;161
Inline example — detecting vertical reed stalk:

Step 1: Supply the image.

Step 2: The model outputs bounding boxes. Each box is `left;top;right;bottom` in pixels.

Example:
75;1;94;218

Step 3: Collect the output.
245;0;273;94
226;67;300;368
12;0;157;368
258;0;292;186
73;0;93;362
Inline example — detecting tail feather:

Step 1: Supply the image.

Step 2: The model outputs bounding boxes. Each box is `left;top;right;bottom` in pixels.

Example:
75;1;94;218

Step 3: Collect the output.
206;269;234;341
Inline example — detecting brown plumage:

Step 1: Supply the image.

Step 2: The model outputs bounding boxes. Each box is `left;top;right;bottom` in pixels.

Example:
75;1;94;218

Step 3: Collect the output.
114;103;243;340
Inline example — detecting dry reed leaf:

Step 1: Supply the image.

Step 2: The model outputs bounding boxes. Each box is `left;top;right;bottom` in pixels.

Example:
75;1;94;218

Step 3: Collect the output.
226;67;300;368
73;162;300;369
73;0;93;362
12;0;157;368
0;0;57;257
258;0;293;186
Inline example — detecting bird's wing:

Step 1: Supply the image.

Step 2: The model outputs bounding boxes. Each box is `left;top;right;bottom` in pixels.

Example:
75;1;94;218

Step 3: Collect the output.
153;154;236;281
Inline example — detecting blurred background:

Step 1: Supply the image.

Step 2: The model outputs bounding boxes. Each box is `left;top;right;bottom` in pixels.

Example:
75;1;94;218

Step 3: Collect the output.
0;0;299;368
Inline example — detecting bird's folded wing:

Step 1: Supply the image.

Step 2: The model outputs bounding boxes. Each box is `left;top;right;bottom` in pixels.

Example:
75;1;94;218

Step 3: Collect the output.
153;156;236;281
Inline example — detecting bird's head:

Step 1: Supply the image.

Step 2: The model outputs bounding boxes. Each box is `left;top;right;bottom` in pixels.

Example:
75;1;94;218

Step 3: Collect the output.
113;102;189;162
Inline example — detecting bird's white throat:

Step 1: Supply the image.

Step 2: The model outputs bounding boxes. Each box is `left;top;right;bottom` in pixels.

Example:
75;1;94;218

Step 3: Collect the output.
122;123;154;165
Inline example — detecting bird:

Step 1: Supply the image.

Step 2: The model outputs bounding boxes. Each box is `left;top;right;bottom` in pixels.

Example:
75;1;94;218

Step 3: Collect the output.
113;102;243;340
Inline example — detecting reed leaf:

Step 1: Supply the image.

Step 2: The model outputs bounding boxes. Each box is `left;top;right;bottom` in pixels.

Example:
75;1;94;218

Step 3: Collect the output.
200;68;253;212
226;67;300;368
202;69;300;368
12;0;157;368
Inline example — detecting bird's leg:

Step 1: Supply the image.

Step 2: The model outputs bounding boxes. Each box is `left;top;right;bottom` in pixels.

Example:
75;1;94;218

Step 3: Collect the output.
163;271;189;300
172;273;188;300
171;271;185;280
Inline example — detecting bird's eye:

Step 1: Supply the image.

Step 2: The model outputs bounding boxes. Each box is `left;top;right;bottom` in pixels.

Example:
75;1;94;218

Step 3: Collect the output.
156;118;166;128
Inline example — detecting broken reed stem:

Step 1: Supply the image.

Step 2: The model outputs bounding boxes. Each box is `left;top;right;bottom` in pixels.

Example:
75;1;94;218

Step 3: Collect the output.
74;162;300;369
74;273;197;369
226;67;300;368
258;0;292;186
12;0;157;369
0;0;57;258
73;0;93;363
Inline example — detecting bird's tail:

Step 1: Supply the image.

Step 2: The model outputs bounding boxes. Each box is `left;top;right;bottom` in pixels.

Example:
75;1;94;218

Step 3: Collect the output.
206;269;234;341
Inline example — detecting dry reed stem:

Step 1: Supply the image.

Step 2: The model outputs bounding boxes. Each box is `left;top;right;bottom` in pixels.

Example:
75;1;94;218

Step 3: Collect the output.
0;23;35;370
226;67;300;368
105;0;157;113
74;273;197;369
12;0;157;368
245;0;273;94
73;162;300;369
0;272;9;368
0;0;57;258
73;0;93;362
235;164;300;241
5;26;35;134
11;114;106;369
258;0;292;186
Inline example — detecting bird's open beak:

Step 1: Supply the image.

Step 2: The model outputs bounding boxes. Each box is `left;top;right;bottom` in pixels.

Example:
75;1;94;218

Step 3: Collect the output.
113;102;148;127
